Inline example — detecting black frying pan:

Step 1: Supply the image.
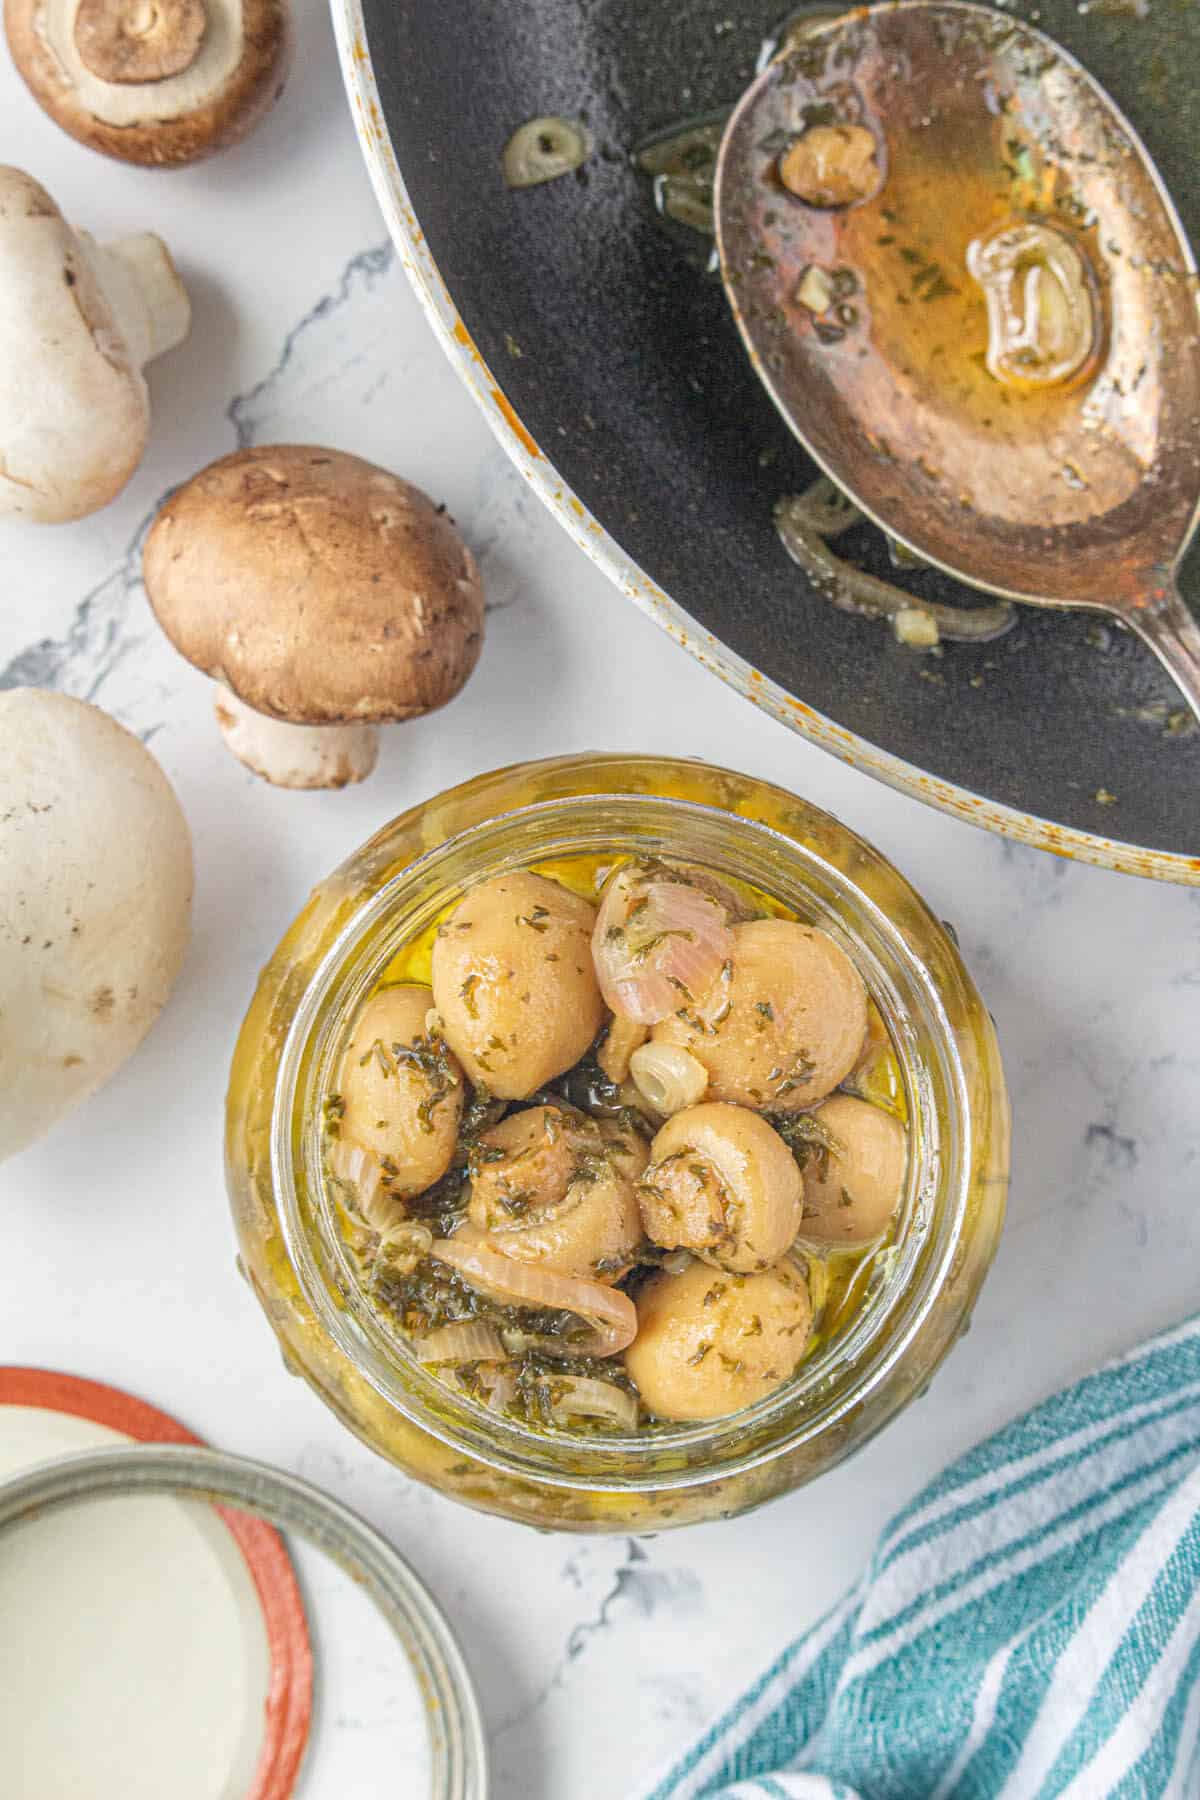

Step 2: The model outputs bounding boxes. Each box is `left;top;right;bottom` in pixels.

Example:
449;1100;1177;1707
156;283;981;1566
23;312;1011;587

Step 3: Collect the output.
341;0;1200;878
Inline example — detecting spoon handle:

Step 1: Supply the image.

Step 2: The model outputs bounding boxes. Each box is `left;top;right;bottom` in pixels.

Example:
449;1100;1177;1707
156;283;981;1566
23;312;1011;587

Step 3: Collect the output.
1122;583;1200;726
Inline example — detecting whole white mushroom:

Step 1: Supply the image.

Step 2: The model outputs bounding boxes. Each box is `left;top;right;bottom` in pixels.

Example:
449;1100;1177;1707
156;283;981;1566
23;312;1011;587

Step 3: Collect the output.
0;166;190;522
0;689;193;1162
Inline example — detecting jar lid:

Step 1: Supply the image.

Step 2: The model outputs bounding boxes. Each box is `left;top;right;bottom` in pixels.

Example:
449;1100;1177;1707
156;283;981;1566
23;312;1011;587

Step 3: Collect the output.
0;1369;487;1800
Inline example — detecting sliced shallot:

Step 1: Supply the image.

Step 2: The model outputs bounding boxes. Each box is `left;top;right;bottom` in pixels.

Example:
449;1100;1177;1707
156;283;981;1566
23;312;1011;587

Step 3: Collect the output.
327;1138;405;1233
592;863;734;1024
429;1234;638;1356
550;1376;639;1431
483;1368;517;1414
498;1326;622;1361
414;1319;506;1364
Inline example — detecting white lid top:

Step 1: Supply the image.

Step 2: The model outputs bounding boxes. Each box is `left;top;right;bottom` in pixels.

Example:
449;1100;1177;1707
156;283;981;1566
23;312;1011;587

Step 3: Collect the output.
0;1370;312;1800
0;1406;272;1800
0;1369;487;1800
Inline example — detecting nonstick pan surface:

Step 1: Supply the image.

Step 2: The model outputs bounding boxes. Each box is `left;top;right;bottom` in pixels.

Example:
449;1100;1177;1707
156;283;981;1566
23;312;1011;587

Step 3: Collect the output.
336;0;1200;881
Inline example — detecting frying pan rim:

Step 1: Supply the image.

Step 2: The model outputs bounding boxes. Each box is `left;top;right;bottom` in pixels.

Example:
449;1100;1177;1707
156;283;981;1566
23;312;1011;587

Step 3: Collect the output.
330;0;1199;889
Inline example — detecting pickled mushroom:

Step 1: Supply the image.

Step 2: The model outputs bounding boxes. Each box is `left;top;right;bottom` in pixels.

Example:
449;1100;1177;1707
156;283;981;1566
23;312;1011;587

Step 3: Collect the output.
467;1103;647;1279
798;1093;907;1248
651;919;868;1112
432;871;605;1099
335;984;464;1200
624;1256;813;1421
637;1101;802;1274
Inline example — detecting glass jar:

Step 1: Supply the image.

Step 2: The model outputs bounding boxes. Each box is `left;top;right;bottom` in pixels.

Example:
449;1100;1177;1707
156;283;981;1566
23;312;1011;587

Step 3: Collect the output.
227;755;1009;1532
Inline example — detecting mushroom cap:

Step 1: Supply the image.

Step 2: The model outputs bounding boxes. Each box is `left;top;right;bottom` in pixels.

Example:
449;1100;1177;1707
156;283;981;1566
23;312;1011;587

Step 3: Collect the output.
0;689;193;1163
337;984;464;1200
0;167;149;522
143;446;486;726
466;1105;647;1280
431;872;603;1100
799;1093;908;1248
624;1256;813;1422
4;0;291;167
640;1101;803;1273
652;919;869;1112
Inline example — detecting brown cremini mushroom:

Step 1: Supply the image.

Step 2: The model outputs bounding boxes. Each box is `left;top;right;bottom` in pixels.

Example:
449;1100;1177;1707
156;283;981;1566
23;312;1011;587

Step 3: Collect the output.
4;0;291;167
142;445;485;788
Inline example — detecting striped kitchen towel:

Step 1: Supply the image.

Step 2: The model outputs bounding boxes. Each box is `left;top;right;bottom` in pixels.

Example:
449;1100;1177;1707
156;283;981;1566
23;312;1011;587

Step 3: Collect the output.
642;1314;1200;1800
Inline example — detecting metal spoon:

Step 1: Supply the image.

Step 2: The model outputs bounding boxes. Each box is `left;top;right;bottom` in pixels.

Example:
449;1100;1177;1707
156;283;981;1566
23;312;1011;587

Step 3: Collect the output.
714;0;1200;719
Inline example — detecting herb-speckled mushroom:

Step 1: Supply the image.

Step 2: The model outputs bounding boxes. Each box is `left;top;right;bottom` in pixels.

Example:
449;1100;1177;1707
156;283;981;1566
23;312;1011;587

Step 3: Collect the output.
624;1256;813;1421
798;1093;907;1248
431;872;605;1099
335;985;465;1201
467;1103;647;1279
637;1101;803;1274
651;919;868;1112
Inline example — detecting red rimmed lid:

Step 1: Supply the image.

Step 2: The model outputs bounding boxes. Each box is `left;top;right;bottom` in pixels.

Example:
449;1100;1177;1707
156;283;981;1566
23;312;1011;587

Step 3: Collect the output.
0;1367;313;1800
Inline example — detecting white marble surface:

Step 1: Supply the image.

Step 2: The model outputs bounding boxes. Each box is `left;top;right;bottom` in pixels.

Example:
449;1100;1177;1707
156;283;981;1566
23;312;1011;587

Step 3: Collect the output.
2;7;1200;1796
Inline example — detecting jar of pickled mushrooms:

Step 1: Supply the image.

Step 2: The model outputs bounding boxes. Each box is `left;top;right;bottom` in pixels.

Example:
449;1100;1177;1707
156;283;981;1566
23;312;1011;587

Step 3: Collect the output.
226;755;1009;1531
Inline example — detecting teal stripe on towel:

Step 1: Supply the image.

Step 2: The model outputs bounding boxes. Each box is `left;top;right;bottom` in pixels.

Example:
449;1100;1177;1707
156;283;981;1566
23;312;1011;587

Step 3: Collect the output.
636;1315;1200;1800
879;1385;1200;1576
878;1321;1200;1560
1119;1619;1200;1799
1039;1507;1200;1796
643;1600;857;1800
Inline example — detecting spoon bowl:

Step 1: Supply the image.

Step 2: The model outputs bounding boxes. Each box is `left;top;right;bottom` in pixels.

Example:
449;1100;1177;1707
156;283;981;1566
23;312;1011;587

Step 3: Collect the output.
715;0;1200;716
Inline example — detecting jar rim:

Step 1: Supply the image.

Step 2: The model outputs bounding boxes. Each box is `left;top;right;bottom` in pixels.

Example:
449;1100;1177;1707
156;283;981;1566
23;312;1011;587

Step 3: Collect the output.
270;781;975;1493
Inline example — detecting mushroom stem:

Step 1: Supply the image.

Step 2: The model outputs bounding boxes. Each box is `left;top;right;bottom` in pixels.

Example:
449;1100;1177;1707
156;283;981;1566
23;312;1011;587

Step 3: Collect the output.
213;689;380;790
86;232;191;364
